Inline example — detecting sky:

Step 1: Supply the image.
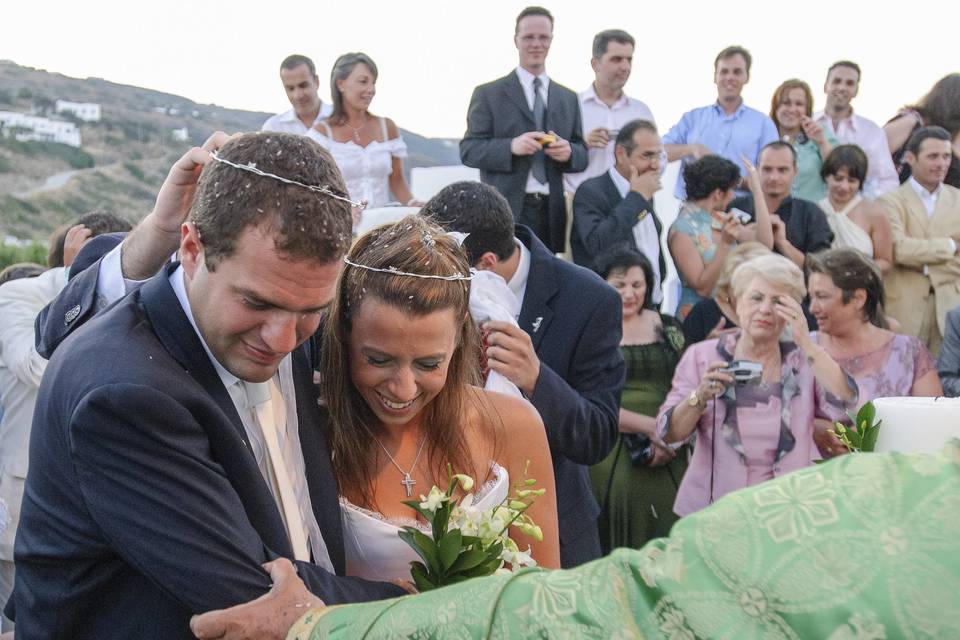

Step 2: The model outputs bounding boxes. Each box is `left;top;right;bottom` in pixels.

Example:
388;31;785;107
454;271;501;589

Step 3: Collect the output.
4;0;958;140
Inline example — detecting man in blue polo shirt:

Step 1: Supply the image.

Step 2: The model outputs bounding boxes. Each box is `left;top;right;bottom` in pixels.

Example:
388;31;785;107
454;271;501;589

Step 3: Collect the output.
663;45;778;199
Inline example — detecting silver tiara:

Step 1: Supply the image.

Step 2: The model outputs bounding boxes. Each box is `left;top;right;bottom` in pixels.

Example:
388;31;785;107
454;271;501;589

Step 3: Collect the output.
343;257;473;281
208;151;365;209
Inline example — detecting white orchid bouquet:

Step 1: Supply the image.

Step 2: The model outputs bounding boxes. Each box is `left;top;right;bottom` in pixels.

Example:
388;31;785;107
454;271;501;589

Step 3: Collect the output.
397;463;545;592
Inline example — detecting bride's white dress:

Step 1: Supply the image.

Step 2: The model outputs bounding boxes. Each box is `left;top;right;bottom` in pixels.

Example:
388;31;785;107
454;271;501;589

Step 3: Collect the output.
340;463;509;582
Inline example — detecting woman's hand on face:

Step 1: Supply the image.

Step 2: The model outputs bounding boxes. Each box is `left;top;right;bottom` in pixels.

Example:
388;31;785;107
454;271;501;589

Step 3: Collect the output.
696;361;735;405
720;215;741;246
773;295;809;344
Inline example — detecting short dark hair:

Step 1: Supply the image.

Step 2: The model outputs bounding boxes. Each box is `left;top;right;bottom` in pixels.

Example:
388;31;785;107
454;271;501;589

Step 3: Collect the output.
47;210;132;268
280;54;316;77
597;248;656;310
0;262;45;286
683;155;742;200
827;60;861;81
806;248;886;328
189;132;352;269
592;29;634;59
714;45;752;73
759;140;798;166
906;125;951;155
821;144;868;187
615;119;658;155
515;6;553;34
421;181;516;264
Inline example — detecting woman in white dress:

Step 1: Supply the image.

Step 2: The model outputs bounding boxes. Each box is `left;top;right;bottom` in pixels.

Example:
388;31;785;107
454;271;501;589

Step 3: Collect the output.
319;216;560;582
308;52;420;210
819;145;893;273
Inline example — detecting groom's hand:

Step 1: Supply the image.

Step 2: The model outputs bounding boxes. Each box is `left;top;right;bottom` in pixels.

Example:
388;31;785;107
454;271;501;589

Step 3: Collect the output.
483;321;541;397
190;558;323;640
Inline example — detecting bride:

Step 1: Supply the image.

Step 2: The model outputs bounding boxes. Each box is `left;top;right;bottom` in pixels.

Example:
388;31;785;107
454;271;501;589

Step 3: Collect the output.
319;216;560;581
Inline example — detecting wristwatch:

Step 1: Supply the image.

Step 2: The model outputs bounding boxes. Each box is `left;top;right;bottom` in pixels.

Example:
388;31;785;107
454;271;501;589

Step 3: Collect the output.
687;389;703;409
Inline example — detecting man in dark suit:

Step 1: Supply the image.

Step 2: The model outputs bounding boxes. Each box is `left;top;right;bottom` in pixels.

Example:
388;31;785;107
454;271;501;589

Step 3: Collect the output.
459;6;588;254
424;182;625;568
8;132;402;638
572;119;666;305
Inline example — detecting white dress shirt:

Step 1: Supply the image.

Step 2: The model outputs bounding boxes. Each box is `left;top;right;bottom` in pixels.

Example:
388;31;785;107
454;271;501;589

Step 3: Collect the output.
261;102;333;135
814;109;900;198
564;85;655;194
95;246;333;570
506;238;532;309
608;167;663;304
909;176;943;217
515;67;551;196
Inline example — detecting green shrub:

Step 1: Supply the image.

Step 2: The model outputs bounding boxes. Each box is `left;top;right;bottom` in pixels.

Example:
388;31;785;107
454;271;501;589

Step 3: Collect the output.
0;241;47;271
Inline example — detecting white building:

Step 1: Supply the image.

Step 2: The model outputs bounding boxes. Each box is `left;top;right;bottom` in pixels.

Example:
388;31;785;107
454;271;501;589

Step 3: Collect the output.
0;111;82;147
171;127;189;142
55;100;101;122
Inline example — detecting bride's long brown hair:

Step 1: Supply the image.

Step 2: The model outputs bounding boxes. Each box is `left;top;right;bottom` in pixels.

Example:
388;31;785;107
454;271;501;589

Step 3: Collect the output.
320;215;491;508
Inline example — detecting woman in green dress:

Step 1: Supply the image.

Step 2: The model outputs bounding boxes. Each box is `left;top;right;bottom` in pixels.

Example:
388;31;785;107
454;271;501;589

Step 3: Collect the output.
588;249;688;552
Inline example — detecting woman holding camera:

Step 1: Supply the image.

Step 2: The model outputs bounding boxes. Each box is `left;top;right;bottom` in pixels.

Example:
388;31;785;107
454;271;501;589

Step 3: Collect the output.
588;249;688;553
657;254;857;515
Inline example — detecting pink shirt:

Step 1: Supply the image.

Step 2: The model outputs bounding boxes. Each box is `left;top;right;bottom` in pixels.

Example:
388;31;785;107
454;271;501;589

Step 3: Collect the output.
657;333;856;516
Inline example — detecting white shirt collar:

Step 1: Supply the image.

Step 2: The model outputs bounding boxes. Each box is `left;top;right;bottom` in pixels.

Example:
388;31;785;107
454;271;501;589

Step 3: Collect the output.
169;266;240;392
581;83;629;110
608;166;630;198
506;238;532;305
276;103;331;126
909;176;943;198
515;66;549;91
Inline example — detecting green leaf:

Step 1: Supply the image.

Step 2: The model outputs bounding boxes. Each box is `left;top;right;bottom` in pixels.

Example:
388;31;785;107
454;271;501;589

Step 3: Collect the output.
845;424;863;450
857;402;876;433
861;419;882;452
433;503;451;543
438;528;462;570
401;500;435;523
449;548;491;573
410;562;438;592
399;527;442;575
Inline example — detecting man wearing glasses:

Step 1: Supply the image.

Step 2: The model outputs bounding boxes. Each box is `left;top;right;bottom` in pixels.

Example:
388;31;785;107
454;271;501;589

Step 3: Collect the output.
571;119;668;305
460;6;588;255
564;29;656;196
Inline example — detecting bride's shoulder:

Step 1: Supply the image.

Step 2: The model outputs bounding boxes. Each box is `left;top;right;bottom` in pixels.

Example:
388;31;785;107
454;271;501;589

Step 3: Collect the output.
467;386;544;440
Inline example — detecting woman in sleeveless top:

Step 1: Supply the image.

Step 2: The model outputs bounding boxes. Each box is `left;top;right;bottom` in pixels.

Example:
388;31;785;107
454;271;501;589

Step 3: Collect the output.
806;249;941;458
320;216;560;583
308;53;420;210
819;145;893;273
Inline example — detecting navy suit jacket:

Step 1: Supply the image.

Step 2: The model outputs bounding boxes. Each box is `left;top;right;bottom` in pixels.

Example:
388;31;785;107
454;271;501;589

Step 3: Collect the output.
460;72;588;252
571;170;667;282
514;226;625;567
11;264;401;638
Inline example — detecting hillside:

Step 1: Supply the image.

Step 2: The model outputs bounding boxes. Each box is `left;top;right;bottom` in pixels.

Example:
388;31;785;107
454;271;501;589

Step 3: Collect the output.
0;60;460;240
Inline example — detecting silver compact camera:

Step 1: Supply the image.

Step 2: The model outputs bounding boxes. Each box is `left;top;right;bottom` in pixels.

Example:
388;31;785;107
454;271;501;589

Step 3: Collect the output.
719;360;762;386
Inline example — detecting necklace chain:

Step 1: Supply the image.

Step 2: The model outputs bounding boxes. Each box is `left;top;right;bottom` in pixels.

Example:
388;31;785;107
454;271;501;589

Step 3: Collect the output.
371;433;427;497
347;115;368;141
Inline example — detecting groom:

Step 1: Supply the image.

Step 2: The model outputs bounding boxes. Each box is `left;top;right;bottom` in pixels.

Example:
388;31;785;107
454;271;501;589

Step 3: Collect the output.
7;132;404;638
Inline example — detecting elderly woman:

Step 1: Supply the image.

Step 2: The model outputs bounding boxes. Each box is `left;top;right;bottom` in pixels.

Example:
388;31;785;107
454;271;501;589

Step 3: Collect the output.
657;253;857;515
681;241;771;344
770;79;837;202
807;248;941;456
668;156;772;320
309;52;419;209
818;145;893;273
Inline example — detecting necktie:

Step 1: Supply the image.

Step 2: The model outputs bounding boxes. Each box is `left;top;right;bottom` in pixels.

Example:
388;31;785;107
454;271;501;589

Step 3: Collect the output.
531;77;547;185
248;380;311;562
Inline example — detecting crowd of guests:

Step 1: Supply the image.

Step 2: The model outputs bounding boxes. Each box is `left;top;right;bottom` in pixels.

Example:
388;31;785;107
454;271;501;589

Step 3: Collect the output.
0;4;958;638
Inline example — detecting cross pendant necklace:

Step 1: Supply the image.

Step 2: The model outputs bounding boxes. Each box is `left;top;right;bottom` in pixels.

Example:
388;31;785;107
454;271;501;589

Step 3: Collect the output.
372;434;428;498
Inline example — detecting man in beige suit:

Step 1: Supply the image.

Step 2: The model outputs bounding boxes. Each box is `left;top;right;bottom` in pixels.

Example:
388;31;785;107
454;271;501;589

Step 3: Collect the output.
880;126;960;356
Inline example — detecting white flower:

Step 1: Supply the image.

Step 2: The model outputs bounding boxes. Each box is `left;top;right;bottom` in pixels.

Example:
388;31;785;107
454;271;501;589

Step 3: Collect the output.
451;473;475;491
418;486;448;513
500;544;537;570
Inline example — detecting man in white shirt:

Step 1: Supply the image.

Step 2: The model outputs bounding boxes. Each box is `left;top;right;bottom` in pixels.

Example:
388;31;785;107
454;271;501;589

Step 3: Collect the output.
460;6;588;254
261;55;333;135
814;61;899;198
571;119;666;304
564;29;655;195
879;126;960;355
